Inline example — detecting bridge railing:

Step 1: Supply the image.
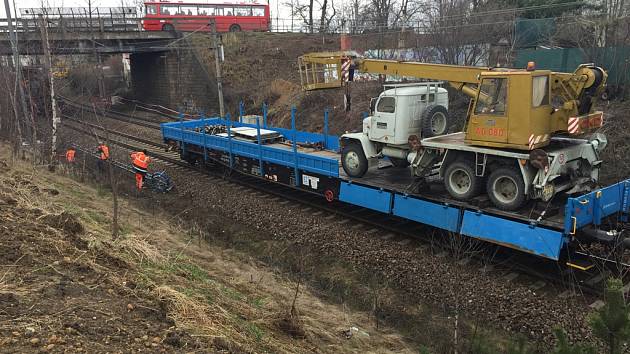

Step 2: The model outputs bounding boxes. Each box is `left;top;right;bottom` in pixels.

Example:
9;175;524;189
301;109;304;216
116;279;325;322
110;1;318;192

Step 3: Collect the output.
0;7;142;33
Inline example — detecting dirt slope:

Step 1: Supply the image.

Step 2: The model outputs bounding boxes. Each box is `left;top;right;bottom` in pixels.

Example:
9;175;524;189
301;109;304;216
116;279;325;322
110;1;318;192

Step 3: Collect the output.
0;145;415;353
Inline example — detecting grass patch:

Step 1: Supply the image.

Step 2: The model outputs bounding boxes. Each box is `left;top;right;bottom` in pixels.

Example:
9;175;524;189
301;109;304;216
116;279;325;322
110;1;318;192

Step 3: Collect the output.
85;209;109;224
245;322;265;342
252;297;267;309
221;286;243;301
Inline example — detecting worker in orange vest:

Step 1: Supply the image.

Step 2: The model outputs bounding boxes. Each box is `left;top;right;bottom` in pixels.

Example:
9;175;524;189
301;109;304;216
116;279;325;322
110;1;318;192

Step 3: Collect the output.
130;149;151;190
96;142;109;173
65;147;76;163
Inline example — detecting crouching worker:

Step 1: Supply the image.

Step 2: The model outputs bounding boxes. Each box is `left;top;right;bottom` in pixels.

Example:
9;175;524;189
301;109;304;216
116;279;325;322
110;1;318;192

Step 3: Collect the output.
130;150;151;190
65;146;76;163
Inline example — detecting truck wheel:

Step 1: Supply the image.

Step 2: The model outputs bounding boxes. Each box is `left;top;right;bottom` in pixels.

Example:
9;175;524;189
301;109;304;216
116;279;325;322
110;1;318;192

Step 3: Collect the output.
342;143;368;177
390;157;409;168
444;160;482;200
421;105;449;138
486;166;526;211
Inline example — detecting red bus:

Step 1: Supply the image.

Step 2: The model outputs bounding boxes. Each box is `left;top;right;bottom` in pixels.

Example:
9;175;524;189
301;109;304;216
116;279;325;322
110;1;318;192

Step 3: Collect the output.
143;1;270;32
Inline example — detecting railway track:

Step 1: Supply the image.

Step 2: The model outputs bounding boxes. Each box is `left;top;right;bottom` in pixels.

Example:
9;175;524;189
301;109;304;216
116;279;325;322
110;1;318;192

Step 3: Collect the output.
59;110;630;304
58;97;167;130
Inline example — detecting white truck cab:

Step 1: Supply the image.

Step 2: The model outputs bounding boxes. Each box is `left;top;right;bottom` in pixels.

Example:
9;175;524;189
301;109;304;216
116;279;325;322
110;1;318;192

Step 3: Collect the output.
341;83;450;177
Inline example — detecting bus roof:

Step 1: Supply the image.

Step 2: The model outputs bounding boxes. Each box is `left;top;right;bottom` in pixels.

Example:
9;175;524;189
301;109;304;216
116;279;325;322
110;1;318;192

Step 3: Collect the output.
144;1;267;5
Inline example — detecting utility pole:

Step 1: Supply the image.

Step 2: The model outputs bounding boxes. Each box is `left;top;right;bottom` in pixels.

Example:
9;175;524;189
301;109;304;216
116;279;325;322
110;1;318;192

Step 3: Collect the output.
38;15;60;170
210;19;225;117
3;0;32;147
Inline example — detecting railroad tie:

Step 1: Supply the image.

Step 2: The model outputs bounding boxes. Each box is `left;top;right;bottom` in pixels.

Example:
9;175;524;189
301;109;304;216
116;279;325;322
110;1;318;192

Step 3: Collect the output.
336;219;351;225
313;211;323;216
324;214;336;220
503;272;519;282
529;281;546;291
379;233;395;240
585;273;607;287
479;264;494;274
558;290;575;298
589;300;605;309
279;200;291;205
351;223;364;230
397;239;411;246
366;228;379;234
457;258;471;266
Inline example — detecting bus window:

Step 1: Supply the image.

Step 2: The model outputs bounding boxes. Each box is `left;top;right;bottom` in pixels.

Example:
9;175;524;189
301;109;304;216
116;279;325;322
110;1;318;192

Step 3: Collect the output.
180;6;198;15
223;7;234;16
213;6;223;15
252;7;265;16
198;5;209;15
234;6;251;16
161;5;178;15
146;4;157;15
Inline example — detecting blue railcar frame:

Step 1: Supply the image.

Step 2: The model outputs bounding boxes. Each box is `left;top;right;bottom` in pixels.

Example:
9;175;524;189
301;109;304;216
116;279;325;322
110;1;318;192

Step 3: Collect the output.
162;113;630;262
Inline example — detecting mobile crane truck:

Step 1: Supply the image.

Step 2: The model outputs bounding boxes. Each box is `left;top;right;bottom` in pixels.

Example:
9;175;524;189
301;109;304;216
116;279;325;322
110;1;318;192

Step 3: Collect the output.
298;52;608;211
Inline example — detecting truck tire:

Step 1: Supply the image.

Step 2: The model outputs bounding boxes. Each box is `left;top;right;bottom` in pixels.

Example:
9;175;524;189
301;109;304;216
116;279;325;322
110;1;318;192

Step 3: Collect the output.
486;166;526;211
342;143;368;177
421;105;449;138
444;160;482;200
390;157;409;168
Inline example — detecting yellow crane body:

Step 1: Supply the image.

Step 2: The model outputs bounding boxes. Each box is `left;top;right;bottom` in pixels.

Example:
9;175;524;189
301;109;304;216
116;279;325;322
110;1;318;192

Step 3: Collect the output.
298;52;607;151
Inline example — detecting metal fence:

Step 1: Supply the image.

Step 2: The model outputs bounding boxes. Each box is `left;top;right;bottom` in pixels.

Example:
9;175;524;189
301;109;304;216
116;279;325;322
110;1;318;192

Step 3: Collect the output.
270;17;428;34
1;8;427;35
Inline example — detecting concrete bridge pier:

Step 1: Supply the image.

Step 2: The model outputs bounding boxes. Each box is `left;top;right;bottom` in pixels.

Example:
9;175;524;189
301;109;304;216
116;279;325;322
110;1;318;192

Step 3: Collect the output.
130;49;218;114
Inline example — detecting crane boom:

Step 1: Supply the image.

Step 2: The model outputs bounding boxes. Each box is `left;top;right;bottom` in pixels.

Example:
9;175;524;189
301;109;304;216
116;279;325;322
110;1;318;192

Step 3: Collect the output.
299;52;488;99
358;59;486;84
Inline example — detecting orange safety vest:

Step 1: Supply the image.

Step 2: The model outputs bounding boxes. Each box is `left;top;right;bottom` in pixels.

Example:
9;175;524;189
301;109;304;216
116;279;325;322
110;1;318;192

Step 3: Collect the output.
131;152;150;170
98;145;110;160
65;149;76;162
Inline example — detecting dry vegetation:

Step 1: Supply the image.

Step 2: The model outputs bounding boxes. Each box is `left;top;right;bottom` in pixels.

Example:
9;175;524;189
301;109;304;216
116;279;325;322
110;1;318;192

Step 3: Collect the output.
0;143;415;353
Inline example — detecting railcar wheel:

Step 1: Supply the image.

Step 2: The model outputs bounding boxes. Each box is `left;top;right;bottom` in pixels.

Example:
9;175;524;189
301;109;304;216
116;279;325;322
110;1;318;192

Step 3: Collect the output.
486;166;526;211
444;160;482;200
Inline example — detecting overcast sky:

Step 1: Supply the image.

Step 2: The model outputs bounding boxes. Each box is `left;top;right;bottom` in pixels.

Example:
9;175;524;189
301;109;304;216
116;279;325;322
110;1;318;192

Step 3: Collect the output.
1;0;292;19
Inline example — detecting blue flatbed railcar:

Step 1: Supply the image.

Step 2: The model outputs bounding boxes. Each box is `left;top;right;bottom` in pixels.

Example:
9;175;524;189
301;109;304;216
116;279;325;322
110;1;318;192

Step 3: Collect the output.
161;113;630;263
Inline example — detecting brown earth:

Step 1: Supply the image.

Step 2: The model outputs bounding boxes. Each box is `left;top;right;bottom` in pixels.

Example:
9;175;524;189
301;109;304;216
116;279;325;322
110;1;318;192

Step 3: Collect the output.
0;145;417;353
188;32;384;135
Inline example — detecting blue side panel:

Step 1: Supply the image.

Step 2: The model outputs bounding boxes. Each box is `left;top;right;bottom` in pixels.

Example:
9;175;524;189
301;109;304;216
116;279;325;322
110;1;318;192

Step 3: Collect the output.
461;211;564;260
339;182;392;213
161;120;340;177
564;179;630;234
392;194;460;232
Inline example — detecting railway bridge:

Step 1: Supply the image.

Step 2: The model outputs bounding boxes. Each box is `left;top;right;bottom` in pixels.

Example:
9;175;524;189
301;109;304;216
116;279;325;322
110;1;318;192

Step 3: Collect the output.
0;7;217;113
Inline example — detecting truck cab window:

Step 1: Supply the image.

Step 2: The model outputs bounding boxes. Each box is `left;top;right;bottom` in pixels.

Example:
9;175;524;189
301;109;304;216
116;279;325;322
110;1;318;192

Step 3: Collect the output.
475;78;507;115
377;96;395;113
532;75;549;107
